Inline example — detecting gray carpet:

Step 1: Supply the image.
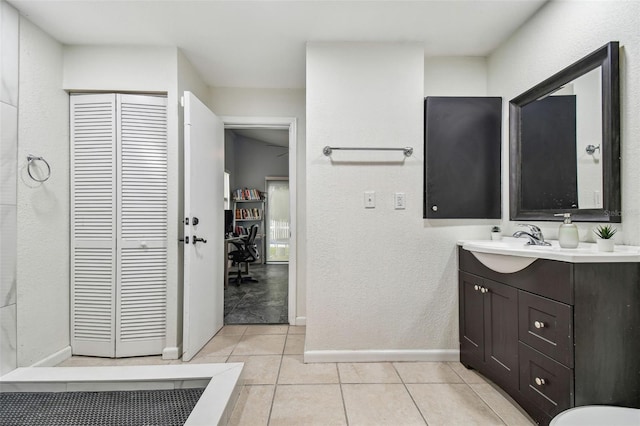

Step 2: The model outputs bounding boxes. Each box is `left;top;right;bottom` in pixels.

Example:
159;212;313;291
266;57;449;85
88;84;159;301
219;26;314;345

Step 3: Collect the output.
0;388;205;426
225;263;288;324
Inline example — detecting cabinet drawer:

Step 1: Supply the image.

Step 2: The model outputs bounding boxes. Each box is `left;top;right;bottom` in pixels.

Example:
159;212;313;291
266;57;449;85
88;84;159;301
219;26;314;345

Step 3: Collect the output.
519;291;573;367
519;342;573;418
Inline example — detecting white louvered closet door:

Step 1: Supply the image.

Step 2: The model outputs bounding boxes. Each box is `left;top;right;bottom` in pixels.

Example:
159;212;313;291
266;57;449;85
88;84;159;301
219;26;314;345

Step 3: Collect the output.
71;93;168;357
71;94;118;357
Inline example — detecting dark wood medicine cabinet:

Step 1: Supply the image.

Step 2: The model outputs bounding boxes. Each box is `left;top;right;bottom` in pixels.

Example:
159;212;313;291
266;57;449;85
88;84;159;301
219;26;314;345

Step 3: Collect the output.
424;97;502;219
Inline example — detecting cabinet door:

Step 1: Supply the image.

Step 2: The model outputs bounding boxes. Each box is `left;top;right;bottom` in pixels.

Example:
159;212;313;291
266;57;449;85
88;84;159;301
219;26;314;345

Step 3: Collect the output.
424;97;502;218
484;279;519;390
459;272;485;366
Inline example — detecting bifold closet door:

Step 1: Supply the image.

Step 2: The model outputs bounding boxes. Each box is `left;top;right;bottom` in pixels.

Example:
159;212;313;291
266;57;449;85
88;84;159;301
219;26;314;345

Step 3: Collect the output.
71;93;168;357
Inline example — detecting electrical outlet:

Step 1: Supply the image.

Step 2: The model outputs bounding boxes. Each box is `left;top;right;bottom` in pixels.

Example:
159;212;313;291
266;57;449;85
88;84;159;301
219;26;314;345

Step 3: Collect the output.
394;192;406;209
364;191;375;208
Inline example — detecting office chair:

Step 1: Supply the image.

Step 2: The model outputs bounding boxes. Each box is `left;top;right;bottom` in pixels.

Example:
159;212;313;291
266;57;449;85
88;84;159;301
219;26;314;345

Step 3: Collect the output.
228;224;260;285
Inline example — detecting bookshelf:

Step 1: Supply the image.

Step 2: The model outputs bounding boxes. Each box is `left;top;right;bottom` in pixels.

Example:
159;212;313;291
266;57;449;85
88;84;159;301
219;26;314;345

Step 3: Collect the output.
232;188;266;263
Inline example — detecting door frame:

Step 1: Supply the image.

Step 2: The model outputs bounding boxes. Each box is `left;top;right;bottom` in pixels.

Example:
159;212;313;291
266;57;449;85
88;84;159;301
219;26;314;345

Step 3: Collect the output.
222;116;298;326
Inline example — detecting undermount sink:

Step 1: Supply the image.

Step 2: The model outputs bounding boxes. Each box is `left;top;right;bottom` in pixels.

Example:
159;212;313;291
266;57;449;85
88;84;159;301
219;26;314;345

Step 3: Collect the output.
460;237;640;272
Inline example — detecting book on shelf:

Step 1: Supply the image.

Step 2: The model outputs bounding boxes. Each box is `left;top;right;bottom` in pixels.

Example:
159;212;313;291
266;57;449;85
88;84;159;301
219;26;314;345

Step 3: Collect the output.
235;208;262;220
234;225;261;236
233;188;263;201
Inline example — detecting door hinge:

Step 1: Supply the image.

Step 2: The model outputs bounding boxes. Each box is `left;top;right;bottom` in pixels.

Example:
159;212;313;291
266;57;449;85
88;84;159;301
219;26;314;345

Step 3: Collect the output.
179;236;189;244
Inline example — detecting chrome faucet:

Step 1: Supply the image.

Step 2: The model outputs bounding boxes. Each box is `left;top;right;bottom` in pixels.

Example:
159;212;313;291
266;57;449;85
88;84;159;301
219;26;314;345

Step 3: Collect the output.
513;224;551;246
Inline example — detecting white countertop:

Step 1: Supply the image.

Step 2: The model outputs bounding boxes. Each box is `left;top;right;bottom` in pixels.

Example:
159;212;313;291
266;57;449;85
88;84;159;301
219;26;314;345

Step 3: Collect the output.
459;237;640;263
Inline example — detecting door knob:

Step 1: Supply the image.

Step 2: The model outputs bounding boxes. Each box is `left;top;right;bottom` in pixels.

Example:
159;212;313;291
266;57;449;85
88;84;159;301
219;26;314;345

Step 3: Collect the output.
534;321;545;329
193;236;207;244
535;377;546;386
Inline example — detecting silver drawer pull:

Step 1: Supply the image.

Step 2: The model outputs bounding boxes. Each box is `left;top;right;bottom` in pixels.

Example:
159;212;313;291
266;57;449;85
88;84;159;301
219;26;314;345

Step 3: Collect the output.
535;377;546;386
474;285;480;291
481;287;489;294
534;321;545;329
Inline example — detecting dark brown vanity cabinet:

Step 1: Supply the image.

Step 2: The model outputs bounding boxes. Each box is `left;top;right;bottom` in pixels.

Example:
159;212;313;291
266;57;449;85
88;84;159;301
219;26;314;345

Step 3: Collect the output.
459;271;518;391
458;248;640;425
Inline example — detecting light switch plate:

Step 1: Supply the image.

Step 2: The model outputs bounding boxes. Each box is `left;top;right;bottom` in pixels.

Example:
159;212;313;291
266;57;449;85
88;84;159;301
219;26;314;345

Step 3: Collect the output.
364;191;375;208
394;192;406;209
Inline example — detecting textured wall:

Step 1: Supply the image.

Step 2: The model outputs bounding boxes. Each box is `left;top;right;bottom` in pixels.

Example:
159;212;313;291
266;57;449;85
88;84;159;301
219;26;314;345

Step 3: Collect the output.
16;17;69;367
489;0;640;243
0;0;19;375
305;43;499;357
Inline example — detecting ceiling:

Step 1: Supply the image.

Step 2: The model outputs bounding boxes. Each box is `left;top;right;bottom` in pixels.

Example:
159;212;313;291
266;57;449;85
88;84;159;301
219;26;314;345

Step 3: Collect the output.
231;129;289;147
9;0;548;89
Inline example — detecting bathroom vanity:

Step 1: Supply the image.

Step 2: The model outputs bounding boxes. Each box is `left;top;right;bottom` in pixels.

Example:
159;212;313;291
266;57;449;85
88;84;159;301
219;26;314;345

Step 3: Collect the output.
458;239;640;425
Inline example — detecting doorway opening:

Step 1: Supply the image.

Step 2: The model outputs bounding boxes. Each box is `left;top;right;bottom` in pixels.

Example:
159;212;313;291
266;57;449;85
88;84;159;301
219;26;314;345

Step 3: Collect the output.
222;117;297;325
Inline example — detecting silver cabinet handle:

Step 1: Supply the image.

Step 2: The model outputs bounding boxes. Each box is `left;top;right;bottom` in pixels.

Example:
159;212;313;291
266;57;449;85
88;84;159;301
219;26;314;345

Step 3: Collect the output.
474;285;480;291
481;287;489;294
535;377;546;386
432;205;438;211
534;321;545;329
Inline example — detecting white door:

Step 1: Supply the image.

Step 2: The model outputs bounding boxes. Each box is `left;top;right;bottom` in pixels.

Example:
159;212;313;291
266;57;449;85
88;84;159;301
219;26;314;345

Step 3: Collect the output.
182;92;225;361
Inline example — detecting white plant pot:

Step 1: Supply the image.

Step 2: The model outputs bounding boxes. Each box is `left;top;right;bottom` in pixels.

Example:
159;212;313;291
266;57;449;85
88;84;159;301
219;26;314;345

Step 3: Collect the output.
596;238;615;252
491;232;502;241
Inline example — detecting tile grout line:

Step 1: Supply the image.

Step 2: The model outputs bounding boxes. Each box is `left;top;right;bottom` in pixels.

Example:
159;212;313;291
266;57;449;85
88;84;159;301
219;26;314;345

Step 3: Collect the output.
265;341;285;425
336;363;350;425
466;382;511;426
391;362;430;426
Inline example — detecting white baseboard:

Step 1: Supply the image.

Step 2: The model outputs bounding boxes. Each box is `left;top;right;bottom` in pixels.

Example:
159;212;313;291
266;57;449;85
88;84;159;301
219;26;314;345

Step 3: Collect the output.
303;349;460;363
162;346;181;360
30;346;72;367
294;316;306;326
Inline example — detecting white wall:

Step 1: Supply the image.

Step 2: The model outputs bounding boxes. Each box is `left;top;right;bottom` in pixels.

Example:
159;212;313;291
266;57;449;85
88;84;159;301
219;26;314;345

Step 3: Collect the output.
305;43;497;361
15;17;70;367
209;87;307;319
489;0;640;243
424;56;487;96
0;0;19;375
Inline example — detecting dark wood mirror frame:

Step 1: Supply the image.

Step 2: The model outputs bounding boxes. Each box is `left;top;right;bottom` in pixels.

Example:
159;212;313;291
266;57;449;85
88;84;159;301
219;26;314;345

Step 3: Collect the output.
510;41;620;222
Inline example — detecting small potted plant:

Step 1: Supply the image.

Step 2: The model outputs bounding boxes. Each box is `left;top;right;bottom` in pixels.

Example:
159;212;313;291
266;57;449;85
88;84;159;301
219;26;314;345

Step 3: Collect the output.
491;226;502;241
594;224;617;252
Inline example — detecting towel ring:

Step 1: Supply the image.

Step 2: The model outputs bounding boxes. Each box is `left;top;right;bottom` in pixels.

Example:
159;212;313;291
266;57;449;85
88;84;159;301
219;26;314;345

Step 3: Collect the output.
27;154;51;182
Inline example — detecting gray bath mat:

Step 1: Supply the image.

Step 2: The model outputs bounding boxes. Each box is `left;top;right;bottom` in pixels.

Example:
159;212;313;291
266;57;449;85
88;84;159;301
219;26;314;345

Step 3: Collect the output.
0;387;205;426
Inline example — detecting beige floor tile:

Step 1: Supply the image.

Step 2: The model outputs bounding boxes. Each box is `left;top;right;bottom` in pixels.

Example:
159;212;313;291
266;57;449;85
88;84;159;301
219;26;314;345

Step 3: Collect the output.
227;355;282;385
448;361;488;384
270;384;346;425
184;355;228;364
195;334;242;358
471;383;535;425
104;356;176;366
57;356;113;367
338;362;402;384
283;334;305;355
288;325;306;334
217;325;248;336
394;361;464;383
342;384;426;425
229;385;275;426
245;325;289;335
407;383;504;425
232;334;286;355
278;355;339;384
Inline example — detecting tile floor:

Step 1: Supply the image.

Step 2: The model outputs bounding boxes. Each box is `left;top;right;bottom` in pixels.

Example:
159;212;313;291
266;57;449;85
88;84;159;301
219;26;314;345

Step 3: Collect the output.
59;325;535;425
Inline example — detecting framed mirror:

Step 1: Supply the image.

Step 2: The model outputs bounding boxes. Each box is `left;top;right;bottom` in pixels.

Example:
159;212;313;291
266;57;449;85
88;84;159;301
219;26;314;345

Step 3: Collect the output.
510;41;620;222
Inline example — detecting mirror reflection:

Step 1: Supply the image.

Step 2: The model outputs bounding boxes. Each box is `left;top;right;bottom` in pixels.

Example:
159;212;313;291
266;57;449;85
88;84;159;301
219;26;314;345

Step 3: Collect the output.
520;67;602;210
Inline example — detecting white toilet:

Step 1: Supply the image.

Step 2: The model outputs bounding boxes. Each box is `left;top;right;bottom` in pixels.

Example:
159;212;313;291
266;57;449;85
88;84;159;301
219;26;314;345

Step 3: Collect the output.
550;405;640;426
